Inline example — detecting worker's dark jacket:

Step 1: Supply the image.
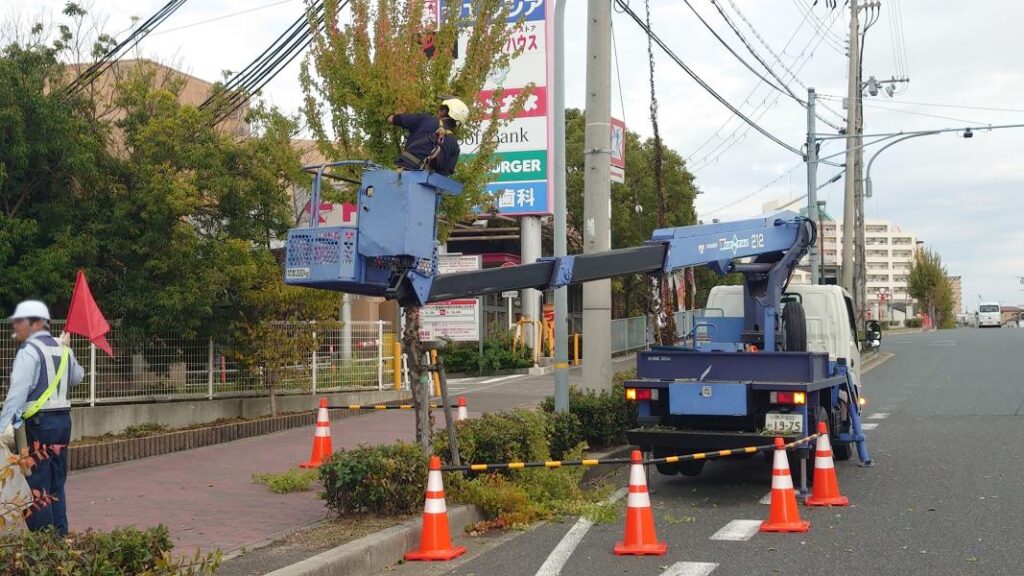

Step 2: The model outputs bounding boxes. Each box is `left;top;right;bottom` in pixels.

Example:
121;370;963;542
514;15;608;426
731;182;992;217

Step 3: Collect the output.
391;113;460;176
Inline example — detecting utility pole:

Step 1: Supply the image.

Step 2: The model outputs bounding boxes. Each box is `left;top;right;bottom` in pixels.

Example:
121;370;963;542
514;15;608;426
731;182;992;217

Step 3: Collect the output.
582;0;613;393
841;0;860;302
854;79;867;321
805;87;820;284
552;0;569;410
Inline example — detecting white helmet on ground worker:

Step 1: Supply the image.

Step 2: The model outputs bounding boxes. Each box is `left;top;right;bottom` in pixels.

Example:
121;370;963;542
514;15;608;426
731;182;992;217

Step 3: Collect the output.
440;97;469;126
9;300;50;321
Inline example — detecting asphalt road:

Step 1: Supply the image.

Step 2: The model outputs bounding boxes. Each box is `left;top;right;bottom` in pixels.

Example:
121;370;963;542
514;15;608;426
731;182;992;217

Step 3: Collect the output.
385;327;1024;576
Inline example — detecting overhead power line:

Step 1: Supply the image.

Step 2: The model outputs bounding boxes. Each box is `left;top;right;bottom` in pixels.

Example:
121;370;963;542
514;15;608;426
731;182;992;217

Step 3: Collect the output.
63;0;189;99
152;0;297;36
702;161;804;216
614;0;802;157
201;1;329;125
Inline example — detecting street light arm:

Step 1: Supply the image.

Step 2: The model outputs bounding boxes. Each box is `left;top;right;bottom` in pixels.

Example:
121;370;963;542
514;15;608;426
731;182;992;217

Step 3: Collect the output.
864;131;940;198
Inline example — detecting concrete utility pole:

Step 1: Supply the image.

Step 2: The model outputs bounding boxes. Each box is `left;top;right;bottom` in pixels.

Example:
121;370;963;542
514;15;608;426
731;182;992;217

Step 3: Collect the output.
552;0;569;411
841;0;860;301
805;87;820;284
520;216;542;352
582;0;613;392
854;85;867;321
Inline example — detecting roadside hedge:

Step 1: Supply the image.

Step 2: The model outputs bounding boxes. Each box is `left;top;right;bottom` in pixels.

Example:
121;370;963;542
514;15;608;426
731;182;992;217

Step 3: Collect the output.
904;318;923;328
541;379;638;449
439;331;533;375
319;442;427;516
0;525;220;575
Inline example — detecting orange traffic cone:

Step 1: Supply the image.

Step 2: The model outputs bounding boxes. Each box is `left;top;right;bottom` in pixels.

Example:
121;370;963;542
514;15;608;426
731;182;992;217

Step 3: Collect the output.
405;456;467;561
456;397;468;421
614;450;667;556
760;437;810;532
805;422;849;507
299;398;333;468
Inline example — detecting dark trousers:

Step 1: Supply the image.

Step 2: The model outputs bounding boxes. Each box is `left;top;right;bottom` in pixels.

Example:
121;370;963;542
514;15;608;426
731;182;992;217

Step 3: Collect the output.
24;410;71;534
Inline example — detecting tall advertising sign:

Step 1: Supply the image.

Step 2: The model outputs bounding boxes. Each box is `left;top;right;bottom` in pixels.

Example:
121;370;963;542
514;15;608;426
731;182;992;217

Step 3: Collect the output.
442;1;554;215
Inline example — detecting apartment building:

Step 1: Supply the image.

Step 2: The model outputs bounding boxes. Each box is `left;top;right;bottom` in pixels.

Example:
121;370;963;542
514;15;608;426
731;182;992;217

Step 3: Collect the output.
763;200;918;324
947;276;963;315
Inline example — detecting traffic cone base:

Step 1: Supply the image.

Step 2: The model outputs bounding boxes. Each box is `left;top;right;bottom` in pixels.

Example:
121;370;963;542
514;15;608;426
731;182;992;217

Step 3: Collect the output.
300;398;332;468
456;396;468;422
614;450;667;556
405;456;466;562
760;438;811;533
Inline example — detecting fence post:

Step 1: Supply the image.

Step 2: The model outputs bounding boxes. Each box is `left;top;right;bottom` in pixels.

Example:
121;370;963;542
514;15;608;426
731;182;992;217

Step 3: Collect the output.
312;330;318;395
89;343;97;407
376;320;384;391
207;339;214;400
393;340;402;390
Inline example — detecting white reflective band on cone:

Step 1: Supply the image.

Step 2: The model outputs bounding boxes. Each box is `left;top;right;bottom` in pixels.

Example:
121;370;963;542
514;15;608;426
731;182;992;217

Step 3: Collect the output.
318;408;329;421
628;463;646;487
772;448;789;471
427;470;444;492
627;490;651;508
315;426;331;437
818;435;832;451
772;472;794;490
424;497;447;514
815;456;834;469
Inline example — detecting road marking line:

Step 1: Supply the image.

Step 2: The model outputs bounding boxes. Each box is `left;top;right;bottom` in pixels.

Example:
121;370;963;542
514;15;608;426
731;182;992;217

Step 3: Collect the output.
460;375;527;394
480;374;524;384
868;412;890;420
534;488;626;576
659;562;719;576
931;341;957;347
861;422;879;430
759;492;772;505
709;519;762;541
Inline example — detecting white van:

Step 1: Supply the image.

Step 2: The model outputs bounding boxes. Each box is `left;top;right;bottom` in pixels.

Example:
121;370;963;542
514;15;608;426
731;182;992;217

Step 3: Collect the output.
705;284;862;381
977;302;1002;328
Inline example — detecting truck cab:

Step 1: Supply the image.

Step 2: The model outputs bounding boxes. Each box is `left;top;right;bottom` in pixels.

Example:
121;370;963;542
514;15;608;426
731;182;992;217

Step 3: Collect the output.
705;284;863;382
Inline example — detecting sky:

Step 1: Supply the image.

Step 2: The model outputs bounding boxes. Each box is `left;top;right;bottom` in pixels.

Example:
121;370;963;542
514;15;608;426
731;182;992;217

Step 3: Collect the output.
5;0;1024;308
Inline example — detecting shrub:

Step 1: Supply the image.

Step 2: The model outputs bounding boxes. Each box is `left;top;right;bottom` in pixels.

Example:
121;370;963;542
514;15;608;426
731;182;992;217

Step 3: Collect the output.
439;330;533;375
252;468;319;494
434;409;552;467
0;525;220;575
904;318;923;328
546;411;584;461
541;379;638;449
319;442;426;516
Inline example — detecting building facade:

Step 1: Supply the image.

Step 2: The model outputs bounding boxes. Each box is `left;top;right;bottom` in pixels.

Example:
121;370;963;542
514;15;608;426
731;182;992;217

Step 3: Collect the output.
947;276;963;315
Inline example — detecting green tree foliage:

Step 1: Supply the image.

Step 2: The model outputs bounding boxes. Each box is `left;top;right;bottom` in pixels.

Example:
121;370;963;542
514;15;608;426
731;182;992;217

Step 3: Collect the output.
300;0;530;233
908;247;955;329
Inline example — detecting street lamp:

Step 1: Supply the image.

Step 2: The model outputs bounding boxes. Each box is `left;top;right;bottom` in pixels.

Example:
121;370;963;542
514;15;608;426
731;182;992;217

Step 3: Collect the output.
865;131;940;198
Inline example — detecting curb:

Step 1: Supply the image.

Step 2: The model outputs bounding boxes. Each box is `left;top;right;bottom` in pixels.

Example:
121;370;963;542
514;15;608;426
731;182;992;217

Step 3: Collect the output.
263;505;484;576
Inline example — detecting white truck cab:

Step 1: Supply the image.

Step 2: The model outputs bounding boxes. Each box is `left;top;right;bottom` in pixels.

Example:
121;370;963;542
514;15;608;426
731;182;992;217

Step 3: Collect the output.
705;284;863;382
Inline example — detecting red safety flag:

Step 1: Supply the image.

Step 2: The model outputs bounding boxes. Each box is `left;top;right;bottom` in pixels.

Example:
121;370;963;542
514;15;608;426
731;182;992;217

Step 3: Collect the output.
65;270;114;356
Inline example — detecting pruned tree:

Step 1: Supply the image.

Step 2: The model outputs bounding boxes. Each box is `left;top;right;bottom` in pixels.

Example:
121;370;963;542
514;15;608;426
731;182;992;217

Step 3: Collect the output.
300;0;530;452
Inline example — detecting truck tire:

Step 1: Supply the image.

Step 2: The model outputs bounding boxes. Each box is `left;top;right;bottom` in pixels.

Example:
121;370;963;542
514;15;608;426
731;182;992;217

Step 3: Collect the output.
782;301;808;352
830;404;854;461
678;459;706;477
653;448;679;476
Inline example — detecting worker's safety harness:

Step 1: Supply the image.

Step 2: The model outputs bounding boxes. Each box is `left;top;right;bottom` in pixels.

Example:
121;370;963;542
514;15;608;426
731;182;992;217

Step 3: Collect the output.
399;120;453;171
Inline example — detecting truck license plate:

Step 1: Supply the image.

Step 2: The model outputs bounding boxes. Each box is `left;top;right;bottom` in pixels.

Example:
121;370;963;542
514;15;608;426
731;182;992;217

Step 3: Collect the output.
765;413;803;434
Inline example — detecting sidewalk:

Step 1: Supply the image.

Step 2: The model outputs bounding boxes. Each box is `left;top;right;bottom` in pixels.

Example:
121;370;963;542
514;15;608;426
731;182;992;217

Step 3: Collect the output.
68;410;417;557
66;356;638;557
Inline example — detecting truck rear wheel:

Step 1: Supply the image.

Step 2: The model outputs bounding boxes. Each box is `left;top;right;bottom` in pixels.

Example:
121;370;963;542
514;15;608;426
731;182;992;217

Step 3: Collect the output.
653;448;679;476
782;301;808;352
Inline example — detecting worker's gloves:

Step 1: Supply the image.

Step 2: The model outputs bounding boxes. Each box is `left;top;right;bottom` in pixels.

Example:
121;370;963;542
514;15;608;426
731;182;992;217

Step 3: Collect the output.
59;331;71;346
0;425;15;452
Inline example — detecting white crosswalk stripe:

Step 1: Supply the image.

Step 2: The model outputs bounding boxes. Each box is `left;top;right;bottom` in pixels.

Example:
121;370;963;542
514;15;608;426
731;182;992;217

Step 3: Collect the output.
861;422;879;430
709;519;762;541
533;488;626;576
658;562;719;576
868;412;890;420
759;492;772;505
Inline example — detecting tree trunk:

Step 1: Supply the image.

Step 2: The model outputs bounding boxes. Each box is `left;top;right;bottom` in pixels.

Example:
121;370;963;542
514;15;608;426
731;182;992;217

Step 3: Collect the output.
402;306;431;454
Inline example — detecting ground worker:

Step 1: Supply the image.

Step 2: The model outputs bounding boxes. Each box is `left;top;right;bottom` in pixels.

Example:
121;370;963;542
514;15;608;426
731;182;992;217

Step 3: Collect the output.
387;97;468;176
0;300;84;534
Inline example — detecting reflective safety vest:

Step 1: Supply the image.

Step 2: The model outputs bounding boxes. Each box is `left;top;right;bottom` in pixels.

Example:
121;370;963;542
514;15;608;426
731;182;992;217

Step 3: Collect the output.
22;334;72;418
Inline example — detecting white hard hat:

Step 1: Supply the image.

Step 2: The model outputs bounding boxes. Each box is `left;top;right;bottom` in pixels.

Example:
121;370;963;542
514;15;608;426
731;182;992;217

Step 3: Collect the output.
10;300;50;321
441;97;469;125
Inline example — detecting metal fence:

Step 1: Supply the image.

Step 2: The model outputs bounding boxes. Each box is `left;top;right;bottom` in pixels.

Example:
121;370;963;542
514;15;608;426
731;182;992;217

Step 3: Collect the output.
0;320;398;406
609;309;710;355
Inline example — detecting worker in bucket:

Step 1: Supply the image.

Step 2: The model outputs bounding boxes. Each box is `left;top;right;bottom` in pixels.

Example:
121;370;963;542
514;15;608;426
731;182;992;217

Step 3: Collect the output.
387;96;468;176
0;300;84;534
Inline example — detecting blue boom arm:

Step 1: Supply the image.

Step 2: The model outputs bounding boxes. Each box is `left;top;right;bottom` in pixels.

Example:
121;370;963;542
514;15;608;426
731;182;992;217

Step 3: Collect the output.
284;164;814;349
